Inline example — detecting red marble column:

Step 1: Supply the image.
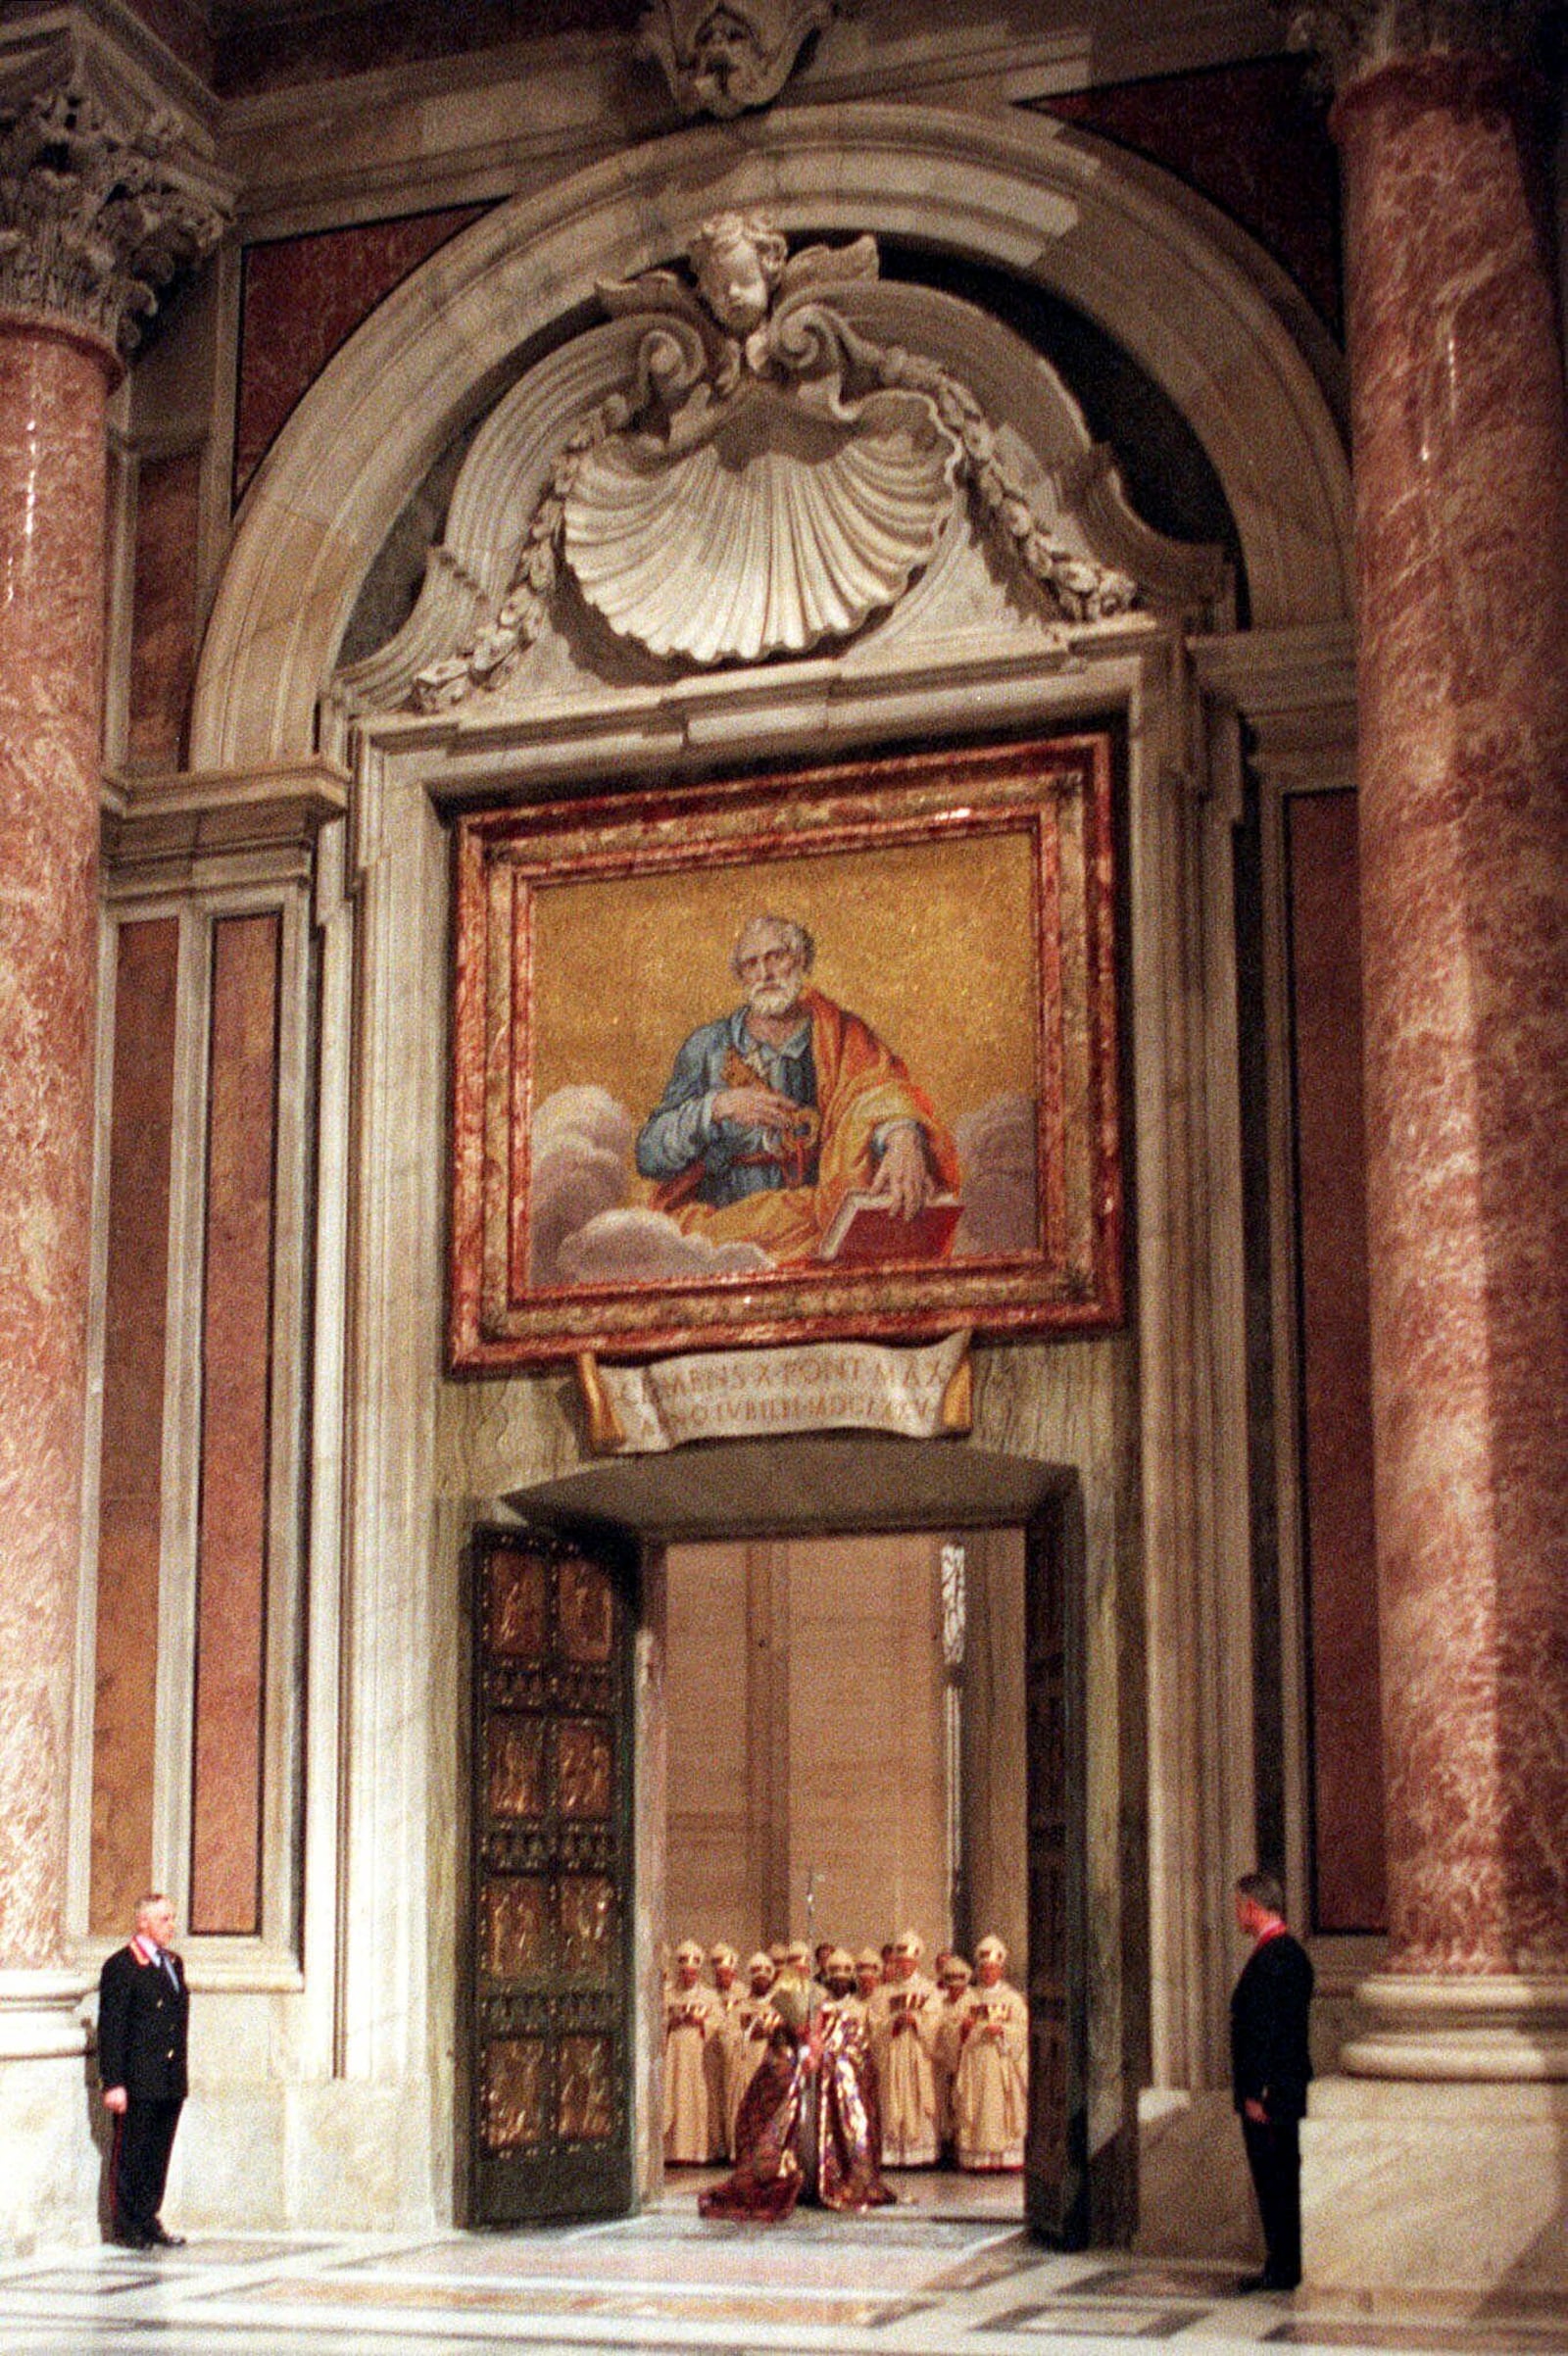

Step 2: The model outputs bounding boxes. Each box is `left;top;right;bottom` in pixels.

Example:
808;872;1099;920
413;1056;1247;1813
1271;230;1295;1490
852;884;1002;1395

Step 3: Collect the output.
0;316;116;1970
1337;52;1568;1983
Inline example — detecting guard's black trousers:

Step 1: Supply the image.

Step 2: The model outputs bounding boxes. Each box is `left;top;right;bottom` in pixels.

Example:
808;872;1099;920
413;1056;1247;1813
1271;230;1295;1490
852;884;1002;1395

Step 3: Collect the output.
1242;2113;1302;2287
110;2097;182;2241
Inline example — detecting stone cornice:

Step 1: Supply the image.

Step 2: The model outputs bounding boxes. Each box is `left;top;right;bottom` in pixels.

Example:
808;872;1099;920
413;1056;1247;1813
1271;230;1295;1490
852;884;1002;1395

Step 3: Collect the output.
1281;0;1556;87
0;4;233;355
1190;619;1358;789
1191;616;1356;697
220;0;1290;240
16;0;219;127
355;630;1169;816
101;759;349;891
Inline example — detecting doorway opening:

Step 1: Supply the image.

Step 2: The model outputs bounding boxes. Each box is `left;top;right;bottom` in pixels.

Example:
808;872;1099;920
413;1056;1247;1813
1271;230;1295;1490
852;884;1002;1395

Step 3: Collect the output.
464;1436;1089;2240
662;1528;1029;2220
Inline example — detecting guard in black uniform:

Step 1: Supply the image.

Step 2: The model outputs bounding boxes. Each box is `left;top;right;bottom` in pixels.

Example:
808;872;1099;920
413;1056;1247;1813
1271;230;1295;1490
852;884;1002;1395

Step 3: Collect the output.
97;1893;189;2249
1230;1869;1313;2292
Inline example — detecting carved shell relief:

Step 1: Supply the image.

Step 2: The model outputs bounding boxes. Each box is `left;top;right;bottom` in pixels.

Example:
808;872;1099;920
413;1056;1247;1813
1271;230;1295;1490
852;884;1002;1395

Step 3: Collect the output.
339;218;1225;718
563;377;961;665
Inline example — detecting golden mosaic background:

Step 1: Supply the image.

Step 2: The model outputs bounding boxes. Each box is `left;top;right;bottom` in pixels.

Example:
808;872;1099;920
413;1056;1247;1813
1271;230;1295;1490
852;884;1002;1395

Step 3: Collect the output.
530;829;1039;1131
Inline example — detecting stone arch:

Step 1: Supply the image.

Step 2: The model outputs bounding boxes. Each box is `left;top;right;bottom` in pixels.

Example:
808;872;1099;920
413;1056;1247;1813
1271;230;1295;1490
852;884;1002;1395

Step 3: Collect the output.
190;100;1352;769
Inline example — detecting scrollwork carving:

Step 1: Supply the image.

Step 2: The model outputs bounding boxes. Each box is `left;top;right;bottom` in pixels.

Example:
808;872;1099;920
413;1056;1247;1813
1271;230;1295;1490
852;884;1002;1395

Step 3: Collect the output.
413;215;1139;709
0;28;231;354
640;0;838;118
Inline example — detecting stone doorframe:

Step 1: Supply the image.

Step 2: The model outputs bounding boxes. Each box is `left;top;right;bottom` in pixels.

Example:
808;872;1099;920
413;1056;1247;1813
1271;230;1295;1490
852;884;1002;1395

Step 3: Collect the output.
311;618;1293;2227
496;1440;1091;2216
159;102;1357;2231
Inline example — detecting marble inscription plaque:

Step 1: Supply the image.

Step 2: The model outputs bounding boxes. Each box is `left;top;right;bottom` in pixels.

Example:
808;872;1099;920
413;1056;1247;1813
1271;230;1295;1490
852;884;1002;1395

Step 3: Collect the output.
584;1331;971;1453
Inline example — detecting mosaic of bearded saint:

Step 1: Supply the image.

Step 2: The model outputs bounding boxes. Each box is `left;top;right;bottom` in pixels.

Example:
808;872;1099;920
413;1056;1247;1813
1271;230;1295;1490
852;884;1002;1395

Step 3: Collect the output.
524;878;1040;1294
634;913;961;1265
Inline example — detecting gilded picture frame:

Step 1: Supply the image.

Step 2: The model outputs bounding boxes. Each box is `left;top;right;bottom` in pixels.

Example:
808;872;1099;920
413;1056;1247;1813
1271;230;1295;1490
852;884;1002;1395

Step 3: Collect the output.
450;735;1123;1368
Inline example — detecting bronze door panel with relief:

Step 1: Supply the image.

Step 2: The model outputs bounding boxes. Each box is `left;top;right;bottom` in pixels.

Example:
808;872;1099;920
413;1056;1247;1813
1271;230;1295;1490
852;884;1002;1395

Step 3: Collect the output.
467;1526;634;2223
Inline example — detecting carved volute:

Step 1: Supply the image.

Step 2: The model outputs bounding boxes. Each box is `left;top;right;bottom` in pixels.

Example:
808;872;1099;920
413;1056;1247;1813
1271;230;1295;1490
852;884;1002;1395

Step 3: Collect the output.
339;217;1227;720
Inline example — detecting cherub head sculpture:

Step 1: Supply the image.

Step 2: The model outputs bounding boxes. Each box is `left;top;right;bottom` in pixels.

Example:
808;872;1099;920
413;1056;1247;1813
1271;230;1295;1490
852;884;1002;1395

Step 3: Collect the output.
641;0;837;121
688;210;790;334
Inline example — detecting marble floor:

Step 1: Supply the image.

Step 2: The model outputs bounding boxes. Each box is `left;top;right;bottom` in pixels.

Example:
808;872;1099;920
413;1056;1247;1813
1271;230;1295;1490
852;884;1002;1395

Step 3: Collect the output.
1;2194;1563;2356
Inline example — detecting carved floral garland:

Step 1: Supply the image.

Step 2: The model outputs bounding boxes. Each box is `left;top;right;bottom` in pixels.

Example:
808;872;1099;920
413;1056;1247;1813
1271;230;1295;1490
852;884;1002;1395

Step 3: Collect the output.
413;219;1137;712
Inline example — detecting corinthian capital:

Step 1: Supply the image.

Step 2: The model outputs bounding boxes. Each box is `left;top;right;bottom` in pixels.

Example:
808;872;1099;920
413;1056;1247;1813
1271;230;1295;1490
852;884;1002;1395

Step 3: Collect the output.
1282;0;1555;86
0;12;233;355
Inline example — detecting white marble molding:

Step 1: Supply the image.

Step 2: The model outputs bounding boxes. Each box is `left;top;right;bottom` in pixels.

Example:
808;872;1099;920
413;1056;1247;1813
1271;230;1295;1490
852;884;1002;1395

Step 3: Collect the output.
190;102;1353;769
338;228;1217;717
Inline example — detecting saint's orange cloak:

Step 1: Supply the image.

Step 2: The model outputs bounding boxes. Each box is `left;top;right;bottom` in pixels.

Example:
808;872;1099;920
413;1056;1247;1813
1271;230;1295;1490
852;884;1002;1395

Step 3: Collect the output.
654;987;960;1264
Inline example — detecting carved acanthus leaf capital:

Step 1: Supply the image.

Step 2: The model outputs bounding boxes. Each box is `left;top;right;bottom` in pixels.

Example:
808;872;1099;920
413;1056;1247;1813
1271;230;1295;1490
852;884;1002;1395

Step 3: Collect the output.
639;0;839;118
0;22;233;355
1281;0;1555;87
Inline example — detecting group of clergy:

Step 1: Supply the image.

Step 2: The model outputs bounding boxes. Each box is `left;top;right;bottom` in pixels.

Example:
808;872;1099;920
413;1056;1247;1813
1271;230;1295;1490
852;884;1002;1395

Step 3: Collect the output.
663;1928;1027;2176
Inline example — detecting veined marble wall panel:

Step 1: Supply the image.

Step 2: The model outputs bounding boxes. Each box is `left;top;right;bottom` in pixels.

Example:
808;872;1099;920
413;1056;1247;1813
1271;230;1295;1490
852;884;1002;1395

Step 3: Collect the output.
190;912;282;1937
126;450;203;771
90;917;180;1935
1191;622;1365;1988
1285;791;1384;1936
1034;55;1342;333
234;207;487;504
82;861;318;1992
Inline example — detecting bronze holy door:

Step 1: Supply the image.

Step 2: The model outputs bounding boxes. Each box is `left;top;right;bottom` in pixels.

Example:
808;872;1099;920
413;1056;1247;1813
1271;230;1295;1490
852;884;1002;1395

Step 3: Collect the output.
466;1526;636;2223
